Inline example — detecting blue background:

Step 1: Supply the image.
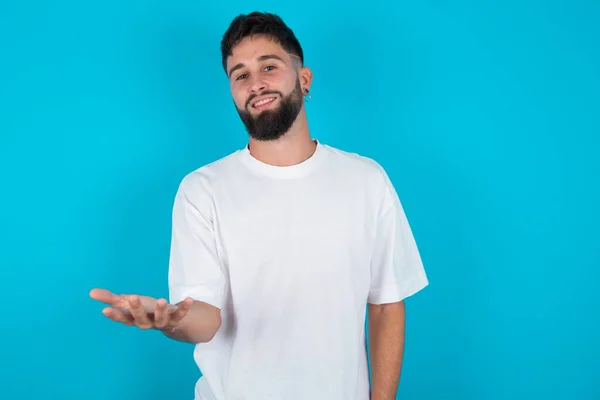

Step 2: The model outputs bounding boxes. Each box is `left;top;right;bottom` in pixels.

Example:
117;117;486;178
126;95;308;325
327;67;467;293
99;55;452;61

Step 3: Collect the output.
1;1;598;399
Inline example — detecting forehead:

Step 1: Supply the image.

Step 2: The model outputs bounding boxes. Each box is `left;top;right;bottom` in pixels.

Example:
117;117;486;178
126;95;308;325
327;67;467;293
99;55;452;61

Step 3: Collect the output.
227;35;290;68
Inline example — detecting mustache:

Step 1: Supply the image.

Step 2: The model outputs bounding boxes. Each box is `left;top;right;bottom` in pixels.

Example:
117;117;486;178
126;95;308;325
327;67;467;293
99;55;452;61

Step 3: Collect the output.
246;90;282;109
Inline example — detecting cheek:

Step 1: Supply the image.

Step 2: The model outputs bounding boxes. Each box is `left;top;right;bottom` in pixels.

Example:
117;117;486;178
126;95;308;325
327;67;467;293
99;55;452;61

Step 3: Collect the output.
280;73;298;93
230;88;247;109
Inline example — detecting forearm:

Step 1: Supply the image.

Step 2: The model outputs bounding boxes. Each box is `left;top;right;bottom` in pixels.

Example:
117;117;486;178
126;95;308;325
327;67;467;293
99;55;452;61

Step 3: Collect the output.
162;301;221;344
368;301;406;400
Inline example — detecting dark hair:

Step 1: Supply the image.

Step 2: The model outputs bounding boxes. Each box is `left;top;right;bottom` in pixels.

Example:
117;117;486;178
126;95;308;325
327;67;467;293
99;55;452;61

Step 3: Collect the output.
220;12;304;72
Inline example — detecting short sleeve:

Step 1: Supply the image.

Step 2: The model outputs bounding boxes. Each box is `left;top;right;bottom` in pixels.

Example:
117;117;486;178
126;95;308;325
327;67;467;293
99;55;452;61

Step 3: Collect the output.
368;168;429;304
168;174;225;309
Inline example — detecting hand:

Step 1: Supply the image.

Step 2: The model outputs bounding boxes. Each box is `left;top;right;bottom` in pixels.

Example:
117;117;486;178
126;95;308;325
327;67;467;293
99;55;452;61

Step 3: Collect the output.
89;288;194;331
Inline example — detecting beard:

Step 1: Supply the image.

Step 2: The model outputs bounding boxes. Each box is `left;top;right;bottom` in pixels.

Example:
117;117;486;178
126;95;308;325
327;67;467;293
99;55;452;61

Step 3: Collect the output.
236;77;304;142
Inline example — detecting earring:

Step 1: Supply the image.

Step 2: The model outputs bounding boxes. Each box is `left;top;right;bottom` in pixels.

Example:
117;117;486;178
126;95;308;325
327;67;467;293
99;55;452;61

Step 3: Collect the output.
303;88;312;102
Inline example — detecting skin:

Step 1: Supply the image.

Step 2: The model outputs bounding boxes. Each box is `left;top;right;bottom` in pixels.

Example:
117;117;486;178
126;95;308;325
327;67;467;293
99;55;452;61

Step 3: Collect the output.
90;32;407;398
368;301;406;400
226;34;316;167
89;288;221;344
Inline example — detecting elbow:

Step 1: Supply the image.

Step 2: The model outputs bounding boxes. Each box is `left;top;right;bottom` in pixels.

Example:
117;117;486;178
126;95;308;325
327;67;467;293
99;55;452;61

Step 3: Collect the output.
199;321;221;343
194;311;222;344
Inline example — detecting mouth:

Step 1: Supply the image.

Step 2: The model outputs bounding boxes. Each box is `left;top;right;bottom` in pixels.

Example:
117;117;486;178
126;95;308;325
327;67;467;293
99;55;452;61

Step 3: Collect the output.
250;96;278;111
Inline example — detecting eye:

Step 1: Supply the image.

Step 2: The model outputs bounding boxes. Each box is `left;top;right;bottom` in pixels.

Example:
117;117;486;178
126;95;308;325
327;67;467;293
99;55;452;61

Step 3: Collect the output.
235;73;248;81
264;65;276;72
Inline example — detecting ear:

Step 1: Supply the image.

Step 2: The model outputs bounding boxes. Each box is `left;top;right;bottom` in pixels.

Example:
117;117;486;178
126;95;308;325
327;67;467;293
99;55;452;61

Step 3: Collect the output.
299;66;313;93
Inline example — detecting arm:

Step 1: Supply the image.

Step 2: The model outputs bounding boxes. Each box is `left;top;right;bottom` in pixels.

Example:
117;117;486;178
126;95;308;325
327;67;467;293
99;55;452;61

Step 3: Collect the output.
367;165;428;397
167;173;226;342
368;301;406;400
90;174;225;342
90;290;222;344
161;300;222;344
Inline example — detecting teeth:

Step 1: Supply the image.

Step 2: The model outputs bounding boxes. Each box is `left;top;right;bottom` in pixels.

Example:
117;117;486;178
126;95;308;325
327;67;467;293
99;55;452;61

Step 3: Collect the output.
254;97;275;107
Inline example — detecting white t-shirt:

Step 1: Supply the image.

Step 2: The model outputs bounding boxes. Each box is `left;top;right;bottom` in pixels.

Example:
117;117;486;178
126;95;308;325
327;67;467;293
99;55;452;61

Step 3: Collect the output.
168;140;428;400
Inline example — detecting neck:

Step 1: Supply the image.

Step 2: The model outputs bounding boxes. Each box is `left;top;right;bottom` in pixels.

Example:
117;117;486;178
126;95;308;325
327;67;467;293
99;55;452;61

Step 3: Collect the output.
247;109;316;167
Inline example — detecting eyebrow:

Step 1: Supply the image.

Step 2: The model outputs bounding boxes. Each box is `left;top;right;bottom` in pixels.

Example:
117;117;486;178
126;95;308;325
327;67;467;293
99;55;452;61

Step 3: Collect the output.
228;54;287;78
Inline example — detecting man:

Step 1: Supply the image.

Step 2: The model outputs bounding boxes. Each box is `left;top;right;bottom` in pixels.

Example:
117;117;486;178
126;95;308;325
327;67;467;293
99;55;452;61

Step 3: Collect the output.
90;11;428;400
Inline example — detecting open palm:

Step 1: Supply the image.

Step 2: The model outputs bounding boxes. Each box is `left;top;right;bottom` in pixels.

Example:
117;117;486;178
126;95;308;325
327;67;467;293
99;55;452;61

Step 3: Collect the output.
90;288;193;330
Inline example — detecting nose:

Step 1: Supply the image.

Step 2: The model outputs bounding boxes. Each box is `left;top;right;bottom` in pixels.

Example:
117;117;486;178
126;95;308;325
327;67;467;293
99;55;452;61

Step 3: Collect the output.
249;76;267;94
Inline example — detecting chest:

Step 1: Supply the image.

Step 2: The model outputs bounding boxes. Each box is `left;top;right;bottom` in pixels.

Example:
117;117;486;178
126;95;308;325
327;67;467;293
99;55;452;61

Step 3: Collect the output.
212;177;376;299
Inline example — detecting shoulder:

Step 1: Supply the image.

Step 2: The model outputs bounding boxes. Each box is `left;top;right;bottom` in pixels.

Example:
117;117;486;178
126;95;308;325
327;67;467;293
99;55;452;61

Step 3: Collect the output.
321;144;403;217
177;149;244;194
322;144;393;190
172;150;244;220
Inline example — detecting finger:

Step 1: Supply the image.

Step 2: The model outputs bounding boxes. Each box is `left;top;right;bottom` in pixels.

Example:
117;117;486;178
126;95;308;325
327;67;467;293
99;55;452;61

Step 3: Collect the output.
90;289;131;310
154;298;169;329
90;288;121;306
102;307;134;326
169;297;194;325
127;295;153;329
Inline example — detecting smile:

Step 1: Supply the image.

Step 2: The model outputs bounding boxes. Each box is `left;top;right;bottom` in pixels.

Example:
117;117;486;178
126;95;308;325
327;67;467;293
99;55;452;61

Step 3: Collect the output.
251;97;277;109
